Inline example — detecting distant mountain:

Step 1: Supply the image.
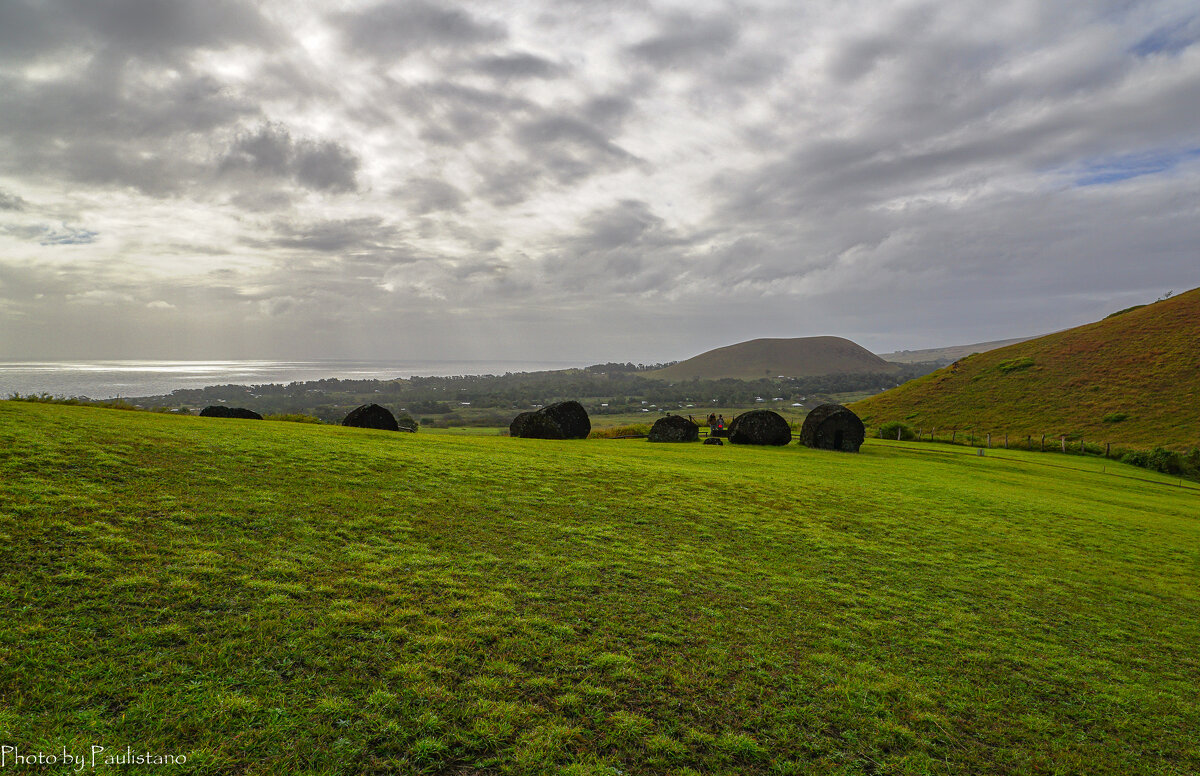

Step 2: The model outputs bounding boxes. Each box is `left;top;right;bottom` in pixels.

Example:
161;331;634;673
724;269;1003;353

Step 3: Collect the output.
851;288;1200;448
877;336;1040;364
647;336;900;381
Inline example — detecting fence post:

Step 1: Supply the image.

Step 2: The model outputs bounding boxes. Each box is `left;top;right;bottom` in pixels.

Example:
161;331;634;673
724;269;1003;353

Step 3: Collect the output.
1041;434;1045;452
1080;437;1084;455
897;427;902;441
987;433;991;449
1105;442;1110;458
1061;436;1066;453
1004;433;1008;449
932;427;937;443
951;430;956;444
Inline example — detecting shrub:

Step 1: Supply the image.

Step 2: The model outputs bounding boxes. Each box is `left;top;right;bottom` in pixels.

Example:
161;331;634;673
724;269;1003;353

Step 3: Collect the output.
997;356;1035;374
877;421;916;441
1121;447;1185;476
264;414;324;424
1102;412;1129;423
589;425;652;439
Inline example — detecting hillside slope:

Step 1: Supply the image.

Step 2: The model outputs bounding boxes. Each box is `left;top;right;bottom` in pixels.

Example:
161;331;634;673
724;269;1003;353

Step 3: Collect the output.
852;288;1200;448
649;336;899;380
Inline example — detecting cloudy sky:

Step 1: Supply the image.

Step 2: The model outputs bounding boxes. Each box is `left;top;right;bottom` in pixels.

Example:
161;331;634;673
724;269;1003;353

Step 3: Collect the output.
1;0;1198;362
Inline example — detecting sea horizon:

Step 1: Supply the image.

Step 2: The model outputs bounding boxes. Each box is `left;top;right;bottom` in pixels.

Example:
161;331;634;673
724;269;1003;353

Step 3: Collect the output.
0;359;591;401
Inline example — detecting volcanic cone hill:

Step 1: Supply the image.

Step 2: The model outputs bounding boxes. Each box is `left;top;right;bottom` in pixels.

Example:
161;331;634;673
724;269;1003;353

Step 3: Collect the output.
647;336;900;381
851;288;1200;449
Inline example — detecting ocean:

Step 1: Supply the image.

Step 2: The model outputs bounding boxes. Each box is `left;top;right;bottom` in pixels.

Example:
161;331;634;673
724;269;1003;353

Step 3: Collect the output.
0;359;588;401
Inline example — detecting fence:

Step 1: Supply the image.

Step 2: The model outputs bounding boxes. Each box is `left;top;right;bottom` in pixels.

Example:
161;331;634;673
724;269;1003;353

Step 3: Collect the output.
872;423;1200;480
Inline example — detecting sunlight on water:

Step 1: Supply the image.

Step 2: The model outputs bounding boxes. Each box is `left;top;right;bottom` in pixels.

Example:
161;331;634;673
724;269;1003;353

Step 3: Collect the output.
0;360;586;400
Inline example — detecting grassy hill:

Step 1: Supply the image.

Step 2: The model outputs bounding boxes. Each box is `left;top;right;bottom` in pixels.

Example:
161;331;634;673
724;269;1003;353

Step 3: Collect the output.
852;288;1200;449
647;336;900;381
2;401;1198;774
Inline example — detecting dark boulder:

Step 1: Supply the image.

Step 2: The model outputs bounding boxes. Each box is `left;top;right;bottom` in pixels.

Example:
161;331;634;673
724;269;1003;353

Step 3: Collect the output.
342;403;399;431
728;410;792;446
703;437;724;446
648;415;699;443
540;401;591;439
799;403;865;452
509;411;535;437
510;411;564;439
509;401;590;439
199;406;262;420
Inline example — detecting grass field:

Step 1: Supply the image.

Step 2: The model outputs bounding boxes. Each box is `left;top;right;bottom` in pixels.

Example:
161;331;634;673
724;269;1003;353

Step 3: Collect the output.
2;401;1198;775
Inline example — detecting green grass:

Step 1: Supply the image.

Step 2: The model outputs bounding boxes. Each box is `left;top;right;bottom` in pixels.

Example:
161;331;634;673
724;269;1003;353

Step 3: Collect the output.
2;401;1198;775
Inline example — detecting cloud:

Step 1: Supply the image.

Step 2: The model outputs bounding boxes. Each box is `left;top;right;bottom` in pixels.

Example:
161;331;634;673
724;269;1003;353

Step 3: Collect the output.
336;1;505;58
470;52;565;80
1075;147;1200;186
1;0;1199;362
628;12;740;66
0;190;27;211
220;123;360;193
1132;14;1200;57
514;113;642;184
254;216;404;254
67;289;133;305
0;0;276;65
396;178;467;215
3;223;99;245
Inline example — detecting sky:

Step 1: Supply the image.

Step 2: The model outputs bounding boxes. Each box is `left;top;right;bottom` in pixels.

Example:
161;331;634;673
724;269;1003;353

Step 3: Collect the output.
1;0;1198;363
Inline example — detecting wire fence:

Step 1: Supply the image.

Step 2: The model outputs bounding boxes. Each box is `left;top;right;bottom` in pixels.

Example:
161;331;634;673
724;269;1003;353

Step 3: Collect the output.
871;423;1200;485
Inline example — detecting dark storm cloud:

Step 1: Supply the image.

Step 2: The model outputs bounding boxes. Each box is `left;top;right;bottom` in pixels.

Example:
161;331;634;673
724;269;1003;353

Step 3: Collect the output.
294;141;359;193
249;216;403;254
477;162;545;208
396;178;467;215
389;80;535;145
0;0;276;63
337;1;505;58
627;12;740;66
220;123;360;193
0;59;258;195
470;52;564;80
514;114;642;184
